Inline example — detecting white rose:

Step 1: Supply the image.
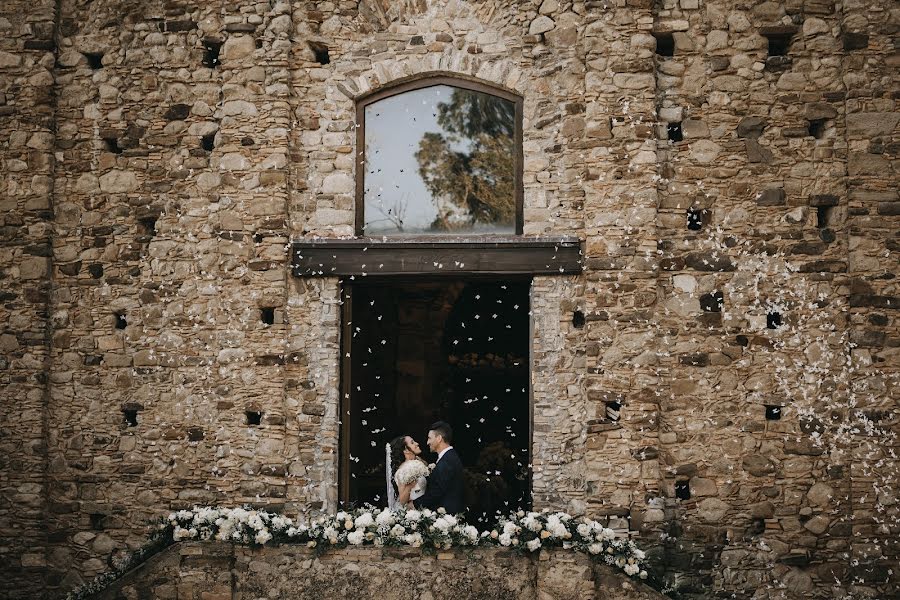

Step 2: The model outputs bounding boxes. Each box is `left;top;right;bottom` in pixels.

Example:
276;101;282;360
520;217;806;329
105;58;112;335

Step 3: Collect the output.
526;538;541;552
499;533;512;547
624;563;639;576
588;543;602;555
375;509;395;527
255;529;272;545
354;512;374;528
347;529;365;545
464;526;479;542
405;510;421;522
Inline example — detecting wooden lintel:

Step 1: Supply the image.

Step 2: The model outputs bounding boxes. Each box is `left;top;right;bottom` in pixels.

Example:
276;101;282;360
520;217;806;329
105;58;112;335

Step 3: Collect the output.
292;236;584;277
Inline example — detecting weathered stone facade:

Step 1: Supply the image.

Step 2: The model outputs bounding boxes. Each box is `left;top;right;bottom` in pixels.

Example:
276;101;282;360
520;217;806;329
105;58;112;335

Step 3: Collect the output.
94;542;666;600
0;0;897;598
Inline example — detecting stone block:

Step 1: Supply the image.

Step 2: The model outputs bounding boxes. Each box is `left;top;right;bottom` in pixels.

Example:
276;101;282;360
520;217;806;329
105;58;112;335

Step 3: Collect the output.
222;35;256;60
804;102;837;121
757;188;785;206
98;170;139;193
847;113;900;138
742;455;775;477
876;202;900;216
736;117;766;139
746;139;774;163
529;16;555;35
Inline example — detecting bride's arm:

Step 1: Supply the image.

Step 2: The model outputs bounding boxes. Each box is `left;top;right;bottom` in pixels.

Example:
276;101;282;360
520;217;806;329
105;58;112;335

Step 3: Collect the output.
397;481;414;505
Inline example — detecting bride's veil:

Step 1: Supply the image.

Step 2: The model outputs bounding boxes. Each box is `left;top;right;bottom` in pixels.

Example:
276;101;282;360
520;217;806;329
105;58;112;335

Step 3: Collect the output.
385;442;398;510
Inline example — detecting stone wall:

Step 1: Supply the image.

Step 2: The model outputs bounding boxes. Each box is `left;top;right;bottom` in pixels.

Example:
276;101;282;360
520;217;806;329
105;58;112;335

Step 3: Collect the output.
0;1;57;597
0;0;897;599
93;541;664;600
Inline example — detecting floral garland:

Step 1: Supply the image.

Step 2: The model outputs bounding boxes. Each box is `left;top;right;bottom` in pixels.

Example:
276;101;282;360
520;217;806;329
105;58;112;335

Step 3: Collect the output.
66;506;647;599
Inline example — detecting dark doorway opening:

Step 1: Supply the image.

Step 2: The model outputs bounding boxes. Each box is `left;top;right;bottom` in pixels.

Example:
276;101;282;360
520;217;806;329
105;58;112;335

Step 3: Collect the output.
340;278;531;526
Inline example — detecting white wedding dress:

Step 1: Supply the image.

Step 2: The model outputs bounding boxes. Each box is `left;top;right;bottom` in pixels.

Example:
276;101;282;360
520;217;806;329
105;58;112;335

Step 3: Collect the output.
391;460;427;508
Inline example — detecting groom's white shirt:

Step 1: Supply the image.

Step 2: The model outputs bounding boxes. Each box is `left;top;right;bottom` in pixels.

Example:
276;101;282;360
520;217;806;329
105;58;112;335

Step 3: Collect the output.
436;446;453;463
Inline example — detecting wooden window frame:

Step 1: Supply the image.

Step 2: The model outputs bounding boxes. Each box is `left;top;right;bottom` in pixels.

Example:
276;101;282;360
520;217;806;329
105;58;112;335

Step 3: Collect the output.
355;74;525;237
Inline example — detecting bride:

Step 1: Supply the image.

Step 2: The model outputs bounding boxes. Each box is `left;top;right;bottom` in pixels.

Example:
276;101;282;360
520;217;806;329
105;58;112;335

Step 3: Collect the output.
386;435;429;510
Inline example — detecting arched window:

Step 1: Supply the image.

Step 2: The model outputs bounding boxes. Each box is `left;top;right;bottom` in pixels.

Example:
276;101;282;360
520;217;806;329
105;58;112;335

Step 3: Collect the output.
355;76;523;236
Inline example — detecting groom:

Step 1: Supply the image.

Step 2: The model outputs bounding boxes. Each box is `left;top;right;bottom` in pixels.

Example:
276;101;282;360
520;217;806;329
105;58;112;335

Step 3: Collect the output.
413;421;464;515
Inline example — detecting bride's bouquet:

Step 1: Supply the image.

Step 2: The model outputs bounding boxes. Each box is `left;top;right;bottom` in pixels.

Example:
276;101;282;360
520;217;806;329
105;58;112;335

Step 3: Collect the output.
395;460;431;486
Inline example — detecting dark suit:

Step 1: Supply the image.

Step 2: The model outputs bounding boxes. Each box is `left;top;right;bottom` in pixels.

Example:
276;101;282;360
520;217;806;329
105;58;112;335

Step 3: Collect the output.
414;448;465;515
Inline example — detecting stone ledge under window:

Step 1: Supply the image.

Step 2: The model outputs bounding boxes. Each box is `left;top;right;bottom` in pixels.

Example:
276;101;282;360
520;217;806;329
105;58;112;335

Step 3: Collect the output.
292;236;584;277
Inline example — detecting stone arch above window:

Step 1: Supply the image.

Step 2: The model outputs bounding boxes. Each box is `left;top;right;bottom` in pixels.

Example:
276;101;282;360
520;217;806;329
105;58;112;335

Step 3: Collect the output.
355;75;524;236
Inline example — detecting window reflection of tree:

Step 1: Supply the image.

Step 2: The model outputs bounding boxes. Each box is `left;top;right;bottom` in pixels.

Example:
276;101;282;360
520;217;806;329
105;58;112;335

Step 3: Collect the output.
415;89;515;232
366;191;411;233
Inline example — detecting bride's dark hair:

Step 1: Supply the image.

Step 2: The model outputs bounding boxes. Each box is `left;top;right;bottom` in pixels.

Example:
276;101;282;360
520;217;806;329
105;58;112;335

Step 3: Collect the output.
388;436;410;484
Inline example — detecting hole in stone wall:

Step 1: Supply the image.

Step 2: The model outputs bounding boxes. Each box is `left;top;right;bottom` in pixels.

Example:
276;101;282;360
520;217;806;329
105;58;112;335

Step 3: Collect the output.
605;401;621;422
808;119;826;139
764;33;792;57
103;137;123;154
816;206;832;229
202;40;222;67
246;411;263;426
652;32;674;57
749;517;765;536
138;216;157;237
687;209;705;231
736;335;749;347
201;133;215;151
667;122;683;142
252;232;264;244
89;513;106;530
88;263;104;279
114;312;127;330
700;291;724;313
123;408;139;427
83;52;104;69
765;405;782;420
308;41;330;64
260;307;275;325
572;310;585;329
675;480;691;500
767;312;782;329
188;427;204;442
241;136;255;146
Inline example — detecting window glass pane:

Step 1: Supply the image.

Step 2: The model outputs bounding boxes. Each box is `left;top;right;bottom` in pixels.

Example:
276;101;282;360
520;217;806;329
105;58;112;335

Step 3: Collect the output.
363;85;516;235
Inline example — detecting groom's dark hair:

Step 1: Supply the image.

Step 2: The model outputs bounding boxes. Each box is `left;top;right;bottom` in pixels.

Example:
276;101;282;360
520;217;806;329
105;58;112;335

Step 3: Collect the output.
429;421;453;445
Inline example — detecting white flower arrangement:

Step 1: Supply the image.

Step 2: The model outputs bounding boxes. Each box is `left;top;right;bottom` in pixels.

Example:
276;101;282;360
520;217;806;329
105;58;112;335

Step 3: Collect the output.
65;505;649;600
